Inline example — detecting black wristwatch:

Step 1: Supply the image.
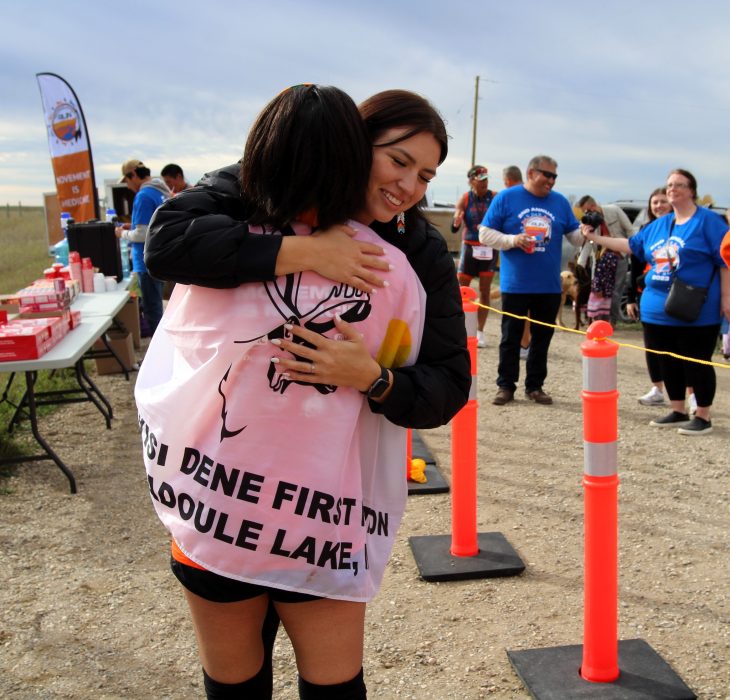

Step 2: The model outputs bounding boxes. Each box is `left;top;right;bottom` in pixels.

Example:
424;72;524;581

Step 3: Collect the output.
361;366;390;399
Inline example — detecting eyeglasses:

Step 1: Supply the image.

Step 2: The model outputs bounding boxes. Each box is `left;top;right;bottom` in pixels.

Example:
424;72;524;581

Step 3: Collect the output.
666;182;689;190
535;168;558;181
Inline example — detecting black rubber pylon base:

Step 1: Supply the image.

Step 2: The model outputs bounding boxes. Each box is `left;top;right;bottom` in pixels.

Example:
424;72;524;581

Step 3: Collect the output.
507;638;695;699
407;462;450;495
408;532;525;582
407;430;449;495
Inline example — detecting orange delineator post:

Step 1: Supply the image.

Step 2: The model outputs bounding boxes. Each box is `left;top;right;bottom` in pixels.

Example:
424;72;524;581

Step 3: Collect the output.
450;286;478;557
406;428;412;479
580;320;620;683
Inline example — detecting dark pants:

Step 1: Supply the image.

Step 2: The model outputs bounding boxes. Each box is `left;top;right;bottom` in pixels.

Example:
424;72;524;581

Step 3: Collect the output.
642;323;720;407
641;323;664;383
137;271;164;335
498;292;562;393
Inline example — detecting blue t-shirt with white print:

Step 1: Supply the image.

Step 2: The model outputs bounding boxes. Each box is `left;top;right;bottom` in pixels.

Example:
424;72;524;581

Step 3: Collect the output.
628;206;726;326
482;184;579;293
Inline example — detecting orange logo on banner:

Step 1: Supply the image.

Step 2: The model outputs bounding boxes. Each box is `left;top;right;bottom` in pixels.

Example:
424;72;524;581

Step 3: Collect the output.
51;101;81;142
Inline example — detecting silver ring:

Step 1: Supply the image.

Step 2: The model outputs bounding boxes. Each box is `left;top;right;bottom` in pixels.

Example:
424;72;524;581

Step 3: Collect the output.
309;362;316;374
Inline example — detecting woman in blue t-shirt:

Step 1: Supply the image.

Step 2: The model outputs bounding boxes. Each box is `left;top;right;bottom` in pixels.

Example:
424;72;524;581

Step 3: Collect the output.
582;169;729;436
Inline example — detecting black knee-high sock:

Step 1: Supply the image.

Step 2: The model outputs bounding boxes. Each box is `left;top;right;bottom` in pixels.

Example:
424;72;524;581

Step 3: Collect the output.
298;668;366;699
201;603;279;699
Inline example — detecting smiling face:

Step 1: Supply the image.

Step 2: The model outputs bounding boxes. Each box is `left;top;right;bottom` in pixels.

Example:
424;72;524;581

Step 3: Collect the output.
650;192;671;219
665;171;695;209
525;161;558;198
360;128;440;224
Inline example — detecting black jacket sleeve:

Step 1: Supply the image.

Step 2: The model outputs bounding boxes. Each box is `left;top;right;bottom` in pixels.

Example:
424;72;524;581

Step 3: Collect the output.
370;216;471;429
144;164;282;288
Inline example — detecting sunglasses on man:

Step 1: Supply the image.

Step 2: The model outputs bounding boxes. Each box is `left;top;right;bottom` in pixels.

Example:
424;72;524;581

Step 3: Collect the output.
534;168;558;181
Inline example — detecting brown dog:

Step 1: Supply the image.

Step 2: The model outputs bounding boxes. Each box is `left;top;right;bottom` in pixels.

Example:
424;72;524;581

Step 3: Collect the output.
558;264;591;329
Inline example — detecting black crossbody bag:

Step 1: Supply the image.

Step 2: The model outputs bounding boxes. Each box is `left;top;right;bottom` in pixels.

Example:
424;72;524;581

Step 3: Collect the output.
663;219;718;323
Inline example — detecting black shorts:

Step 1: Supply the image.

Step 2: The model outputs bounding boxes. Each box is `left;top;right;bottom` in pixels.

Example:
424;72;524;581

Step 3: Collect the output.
170;558;321;604
458;242;498;278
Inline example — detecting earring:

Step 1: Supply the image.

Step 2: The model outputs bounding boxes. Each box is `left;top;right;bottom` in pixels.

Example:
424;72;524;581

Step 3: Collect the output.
397;211;406;235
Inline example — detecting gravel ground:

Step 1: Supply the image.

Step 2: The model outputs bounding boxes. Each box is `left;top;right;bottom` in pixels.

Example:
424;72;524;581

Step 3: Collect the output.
1;319;729;699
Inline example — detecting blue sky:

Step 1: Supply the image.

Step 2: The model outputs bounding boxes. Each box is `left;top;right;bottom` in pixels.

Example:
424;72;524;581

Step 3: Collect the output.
2;0;730;209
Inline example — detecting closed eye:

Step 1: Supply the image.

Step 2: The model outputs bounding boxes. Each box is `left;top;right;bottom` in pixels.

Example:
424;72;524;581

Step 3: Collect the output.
391;157;433;184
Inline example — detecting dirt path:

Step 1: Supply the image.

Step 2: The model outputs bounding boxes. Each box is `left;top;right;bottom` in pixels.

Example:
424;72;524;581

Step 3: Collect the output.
1;322;728;699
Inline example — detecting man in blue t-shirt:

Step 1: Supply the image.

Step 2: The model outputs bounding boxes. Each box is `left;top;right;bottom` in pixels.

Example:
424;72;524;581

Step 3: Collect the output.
116;159;171;334
479;155;582;406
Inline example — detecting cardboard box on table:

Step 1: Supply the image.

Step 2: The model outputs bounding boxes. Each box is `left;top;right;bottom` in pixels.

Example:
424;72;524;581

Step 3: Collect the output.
93;330;135;375
114;295;141;349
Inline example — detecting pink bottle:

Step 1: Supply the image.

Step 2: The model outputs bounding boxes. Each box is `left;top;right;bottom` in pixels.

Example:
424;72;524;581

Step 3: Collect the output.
81;257;94;293
68;251;82;288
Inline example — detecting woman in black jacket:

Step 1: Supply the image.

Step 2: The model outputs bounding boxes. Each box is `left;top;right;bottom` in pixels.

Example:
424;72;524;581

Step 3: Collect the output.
146;90;469;431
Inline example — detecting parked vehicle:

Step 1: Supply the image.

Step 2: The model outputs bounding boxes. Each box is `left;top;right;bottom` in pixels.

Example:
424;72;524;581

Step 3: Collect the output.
421;192;459;253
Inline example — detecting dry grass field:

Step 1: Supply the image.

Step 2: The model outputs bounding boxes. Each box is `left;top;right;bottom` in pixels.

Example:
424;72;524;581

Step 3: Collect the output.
0;206;72;464
0;206;52;295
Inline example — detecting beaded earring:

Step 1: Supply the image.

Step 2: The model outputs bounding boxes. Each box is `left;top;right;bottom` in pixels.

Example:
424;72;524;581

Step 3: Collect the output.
396;211;406;235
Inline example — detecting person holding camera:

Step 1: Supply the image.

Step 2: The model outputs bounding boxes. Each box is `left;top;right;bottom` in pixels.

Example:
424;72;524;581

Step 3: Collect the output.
576;195;634;324
479;155;582;406
581;169;729;436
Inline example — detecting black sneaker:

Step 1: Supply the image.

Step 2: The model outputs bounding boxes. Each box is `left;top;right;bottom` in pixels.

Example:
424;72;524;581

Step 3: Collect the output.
677;417;713;436
649;411;691;428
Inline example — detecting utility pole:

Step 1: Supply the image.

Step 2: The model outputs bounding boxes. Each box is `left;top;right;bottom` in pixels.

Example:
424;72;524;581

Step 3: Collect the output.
471;75;480;167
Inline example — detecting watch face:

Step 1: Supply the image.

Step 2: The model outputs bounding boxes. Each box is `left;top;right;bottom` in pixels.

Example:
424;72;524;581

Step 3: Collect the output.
368;377;390;398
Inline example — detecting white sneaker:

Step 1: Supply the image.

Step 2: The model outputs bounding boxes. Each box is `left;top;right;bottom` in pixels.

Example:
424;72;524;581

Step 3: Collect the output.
476;331;486;348
638;387;665;406
519;346;529;360
688;393;697;415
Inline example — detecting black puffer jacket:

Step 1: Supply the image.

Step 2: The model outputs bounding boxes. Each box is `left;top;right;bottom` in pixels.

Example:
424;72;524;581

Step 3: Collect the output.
146;165;470;429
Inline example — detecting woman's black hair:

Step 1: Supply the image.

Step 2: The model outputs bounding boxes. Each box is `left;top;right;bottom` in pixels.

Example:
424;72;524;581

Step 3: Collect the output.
241;85;372;230
359;90;448;165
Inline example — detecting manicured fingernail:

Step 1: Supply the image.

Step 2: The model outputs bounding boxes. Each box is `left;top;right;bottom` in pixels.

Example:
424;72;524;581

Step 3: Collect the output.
270;338;282;345
383;280;390;287
284;323;293;330
270;356;280;364
388;264;395;271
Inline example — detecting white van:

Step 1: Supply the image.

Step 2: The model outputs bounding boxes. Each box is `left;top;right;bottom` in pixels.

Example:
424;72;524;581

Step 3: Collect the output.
421;192;459;253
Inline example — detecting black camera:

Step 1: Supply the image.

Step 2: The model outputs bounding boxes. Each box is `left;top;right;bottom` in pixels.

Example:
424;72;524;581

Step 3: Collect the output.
581;210;604;229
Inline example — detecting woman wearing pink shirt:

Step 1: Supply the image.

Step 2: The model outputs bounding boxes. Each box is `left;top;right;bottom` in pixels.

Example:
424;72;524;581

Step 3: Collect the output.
139;85;468;699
